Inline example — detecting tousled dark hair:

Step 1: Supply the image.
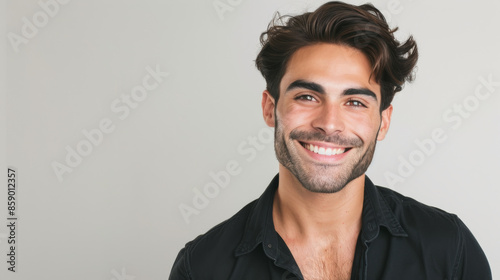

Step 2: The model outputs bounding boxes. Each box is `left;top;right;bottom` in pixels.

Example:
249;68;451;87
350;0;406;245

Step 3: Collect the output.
255;1;418;111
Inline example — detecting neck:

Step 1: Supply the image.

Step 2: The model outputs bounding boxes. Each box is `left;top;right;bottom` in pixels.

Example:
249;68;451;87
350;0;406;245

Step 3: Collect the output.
273;166;364;241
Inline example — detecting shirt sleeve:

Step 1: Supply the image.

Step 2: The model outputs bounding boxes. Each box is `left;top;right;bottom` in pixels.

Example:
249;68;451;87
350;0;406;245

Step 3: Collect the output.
454;217;492;280
168;247;191;280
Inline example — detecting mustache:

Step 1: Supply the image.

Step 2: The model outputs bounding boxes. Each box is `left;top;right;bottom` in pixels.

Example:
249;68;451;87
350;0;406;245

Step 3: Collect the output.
289;129;363;147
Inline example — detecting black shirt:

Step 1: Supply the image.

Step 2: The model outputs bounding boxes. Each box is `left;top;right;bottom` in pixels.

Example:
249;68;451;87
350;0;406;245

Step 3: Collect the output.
169;175;491;280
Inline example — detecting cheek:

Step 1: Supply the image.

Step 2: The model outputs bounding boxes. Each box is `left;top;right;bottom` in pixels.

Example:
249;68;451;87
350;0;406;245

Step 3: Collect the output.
278;104;313;128
345;112;381;138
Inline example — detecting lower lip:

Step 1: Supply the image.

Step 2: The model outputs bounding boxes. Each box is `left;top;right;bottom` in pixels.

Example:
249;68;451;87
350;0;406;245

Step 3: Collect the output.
300;143;350;163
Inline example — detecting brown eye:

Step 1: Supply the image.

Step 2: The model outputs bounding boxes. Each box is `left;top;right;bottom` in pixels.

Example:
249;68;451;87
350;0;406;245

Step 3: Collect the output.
296;95;317;102
346;100;366;107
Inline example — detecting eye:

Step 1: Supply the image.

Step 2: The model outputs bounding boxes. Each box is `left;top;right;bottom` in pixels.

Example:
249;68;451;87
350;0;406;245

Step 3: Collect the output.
345;99;366;107
295;95;317;102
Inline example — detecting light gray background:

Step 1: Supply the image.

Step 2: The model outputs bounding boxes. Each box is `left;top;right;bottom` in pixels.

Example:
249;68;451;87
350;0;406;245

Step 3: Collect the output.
1;0;499;279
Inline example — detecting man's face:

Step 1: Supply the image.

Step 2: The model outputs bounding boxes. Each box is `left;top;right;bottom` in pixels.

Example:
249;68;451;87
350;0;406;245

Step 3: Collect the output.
262;43;392;193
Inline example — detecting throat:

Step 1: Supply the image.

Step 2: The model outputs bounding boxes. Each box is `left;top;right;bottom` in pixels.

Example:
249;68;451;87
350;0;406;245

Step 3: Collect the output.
272;173;364;238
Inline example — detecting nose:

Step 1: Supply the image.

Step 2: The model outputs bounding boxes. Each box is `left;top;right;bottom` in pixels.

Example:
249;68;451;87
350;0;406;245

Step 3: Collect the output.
311;104;345;135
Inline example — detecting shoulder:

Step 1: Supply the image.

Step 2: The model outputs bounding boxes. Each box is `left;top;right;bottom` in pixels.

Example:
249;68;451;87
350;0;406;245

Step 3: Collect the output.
187;200;256;255
375;186;491;279
169;200;257;279
377;186;463;241
377;185;461;232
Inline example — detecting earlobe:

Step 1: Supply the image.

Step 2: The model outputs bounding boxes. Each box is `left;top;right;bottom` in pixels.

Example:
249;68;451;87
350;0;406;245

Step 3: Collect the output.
377;104;393;141
261;90;276;127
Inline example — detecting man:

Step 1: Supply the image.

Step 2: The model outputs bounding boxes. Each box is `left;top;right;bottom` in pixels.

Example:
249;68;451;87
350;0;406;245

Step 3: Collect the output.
169;1;491;279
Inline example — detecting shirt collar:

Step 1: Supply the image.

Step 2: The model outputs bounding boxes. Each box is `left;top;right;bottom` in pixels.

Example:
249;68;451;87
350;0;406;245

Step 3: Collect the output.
235;174;279;258
361;176;408;242
235;174;407;257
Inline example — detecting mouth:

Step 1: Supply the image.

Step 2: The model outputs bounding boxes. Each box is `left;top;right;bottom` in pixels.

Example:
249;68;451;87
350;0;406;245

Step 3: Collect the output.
300;142;352;156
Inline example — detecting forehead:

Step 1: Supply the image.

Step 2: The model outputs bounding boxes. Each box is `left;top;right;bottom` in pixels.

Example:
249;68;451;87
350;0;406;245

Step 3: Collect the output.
280;43;380;97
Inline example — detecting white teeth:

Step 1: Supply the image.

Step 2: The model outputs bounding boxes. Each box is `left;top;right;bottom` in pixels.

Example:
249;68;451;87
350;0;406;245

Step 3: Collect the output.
305;144;346;156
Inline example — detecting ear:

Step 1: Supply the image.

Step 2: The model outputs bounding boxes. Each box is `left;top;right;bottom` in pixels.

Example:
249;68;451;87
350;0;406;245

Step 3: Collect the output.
261;90;276;127
377;104;393;141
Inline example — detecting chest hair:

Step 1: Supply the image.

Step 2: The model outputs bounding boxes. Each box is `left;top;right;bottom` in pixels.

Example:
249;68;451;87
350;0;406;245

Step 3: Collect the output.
287;237;356;280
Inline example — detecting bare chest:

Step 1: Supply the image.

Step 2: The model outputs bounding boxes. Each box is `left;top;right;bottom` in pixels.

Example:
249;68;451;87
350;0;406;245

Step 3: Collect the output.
287;239;357;280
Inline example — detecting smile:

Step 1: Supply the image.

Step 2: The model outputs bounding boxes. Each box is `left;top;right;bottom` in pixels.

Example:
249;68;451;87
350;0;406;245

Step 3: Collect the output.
300;142;350;156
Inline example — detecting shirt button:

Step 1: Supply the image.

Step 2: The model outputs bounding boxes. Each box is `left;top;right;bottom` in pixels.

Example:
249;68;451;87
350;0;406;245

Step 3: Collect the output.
268;244;272;248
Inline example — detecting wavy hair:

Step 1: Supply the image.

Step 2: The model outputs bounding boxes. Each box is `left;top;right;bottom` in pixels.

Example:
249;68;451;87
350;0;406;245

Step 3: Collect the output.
255;1;418;111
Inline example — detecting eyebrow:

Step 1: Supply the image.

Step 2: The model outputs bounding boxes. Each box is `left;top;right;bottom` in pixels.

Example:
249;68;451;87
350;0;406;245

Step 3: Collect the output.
286;80;326;95
343;88;377;101
285;79;377;101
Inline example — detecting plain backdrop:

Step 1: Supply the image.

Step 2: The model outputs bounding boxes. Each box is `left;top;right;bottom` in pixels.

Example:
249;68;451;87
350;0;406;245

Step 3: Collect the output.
1;0;499;279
